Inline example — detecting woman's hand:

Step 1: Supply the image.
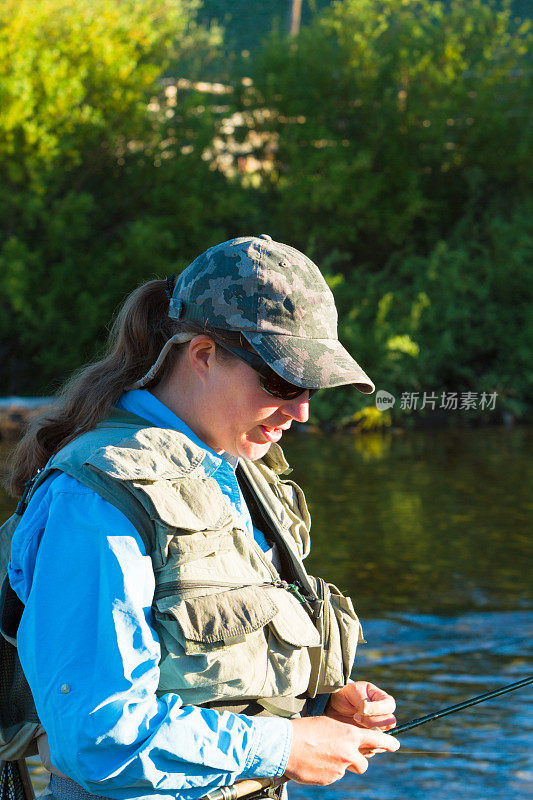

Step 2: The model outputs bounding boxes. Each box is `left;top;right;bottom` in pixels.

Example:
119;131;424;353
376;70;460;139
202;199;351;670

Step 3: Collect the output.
325;680;397;731
284;716;400;785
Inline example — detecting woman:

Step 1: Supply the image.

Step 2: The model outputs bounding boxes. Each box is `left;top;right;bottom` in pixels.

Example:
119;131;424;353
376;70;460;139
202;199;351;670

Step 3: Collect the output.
6;235;399;799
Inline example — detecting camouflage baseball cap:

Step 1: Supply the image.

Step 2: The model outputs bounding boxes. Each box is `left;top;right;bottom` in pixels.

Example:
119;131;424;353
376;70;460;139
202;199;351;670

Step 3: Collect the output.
169;234;374;393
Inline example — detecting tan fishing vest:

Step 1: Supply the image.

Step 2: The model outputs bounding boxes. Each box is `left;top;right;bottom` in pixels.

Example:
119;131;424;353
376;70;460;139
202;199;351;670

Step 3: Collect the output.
1;408;364;759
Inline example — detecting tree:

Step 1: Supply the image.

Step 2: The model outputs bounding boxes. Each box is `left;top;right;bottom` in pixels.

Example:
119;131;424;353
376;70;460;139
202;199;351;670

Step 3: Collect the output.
0;0;245;392
249;0;531;265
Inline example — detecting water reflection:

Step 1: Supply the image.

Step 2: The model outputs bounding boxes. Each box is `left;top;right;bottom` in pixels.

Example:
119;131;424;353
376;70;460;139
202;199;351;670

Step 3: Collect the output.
300;611;533;800
281;427;533;799
284;428;533;617
1;427;532;798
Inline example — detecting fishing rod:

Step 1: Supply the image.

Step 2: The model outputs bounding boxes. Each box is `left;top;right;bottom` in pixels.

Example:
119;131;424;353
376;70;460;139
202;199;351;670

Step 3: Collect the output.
389;675;533;735
201;675;533;800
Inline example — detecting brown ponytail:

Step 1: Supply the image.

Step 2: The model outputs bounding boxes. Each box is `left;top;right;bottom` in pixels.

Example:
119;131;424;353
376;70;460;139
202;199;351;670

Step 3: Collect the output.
7;279;182;496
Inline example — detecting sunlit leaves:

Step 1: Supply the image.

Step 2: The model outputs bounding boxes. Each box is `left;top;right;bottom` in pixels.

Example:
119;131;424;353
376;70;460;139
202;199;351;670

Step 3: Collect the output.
249;0;531;260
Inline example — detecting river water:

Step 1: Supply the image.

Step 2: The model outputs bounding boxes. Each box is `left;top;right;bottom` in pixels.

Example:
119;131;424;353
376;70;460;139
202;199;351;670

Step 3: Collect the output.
1;427;532;799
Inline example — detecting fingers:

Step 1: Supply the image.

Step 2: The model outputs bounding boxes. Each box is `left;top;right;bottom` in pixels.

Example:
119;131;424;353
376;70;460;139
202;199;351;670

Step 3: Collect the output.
358;730;400;763
374;719;396;731
349;681;396;716
347;756;369;775
328;681;397;730
360;747;386;758
359;693;396;717
353;712;397;730
285;715;399;786
348;730;399;773
327;681;397;726
358;729;400;753
352;683;396;730
367;682;395;702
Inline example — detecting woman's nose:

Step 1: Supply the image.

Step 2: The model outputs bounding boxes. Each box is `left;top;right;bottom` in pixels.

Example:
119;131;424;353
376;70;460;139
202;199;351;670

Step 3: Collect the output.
282;392;310;423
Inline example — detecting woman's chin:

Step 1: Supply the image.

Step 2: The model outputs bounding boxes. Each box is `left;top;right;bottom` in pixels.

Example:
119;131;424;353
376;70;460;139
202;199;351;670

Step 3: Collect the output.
237;437;272;461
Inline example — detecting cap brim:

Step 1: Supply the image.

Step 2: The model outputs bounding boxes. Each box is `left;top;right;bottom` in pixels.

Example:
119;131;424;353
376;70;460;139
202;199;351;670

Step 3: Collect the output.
242;333;375;394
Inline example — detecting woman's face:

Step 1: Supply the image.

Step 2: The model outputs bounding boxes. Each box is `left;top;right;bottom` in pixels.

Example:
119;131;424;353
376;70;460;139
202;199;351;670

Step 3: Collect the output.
200;354;310;460
155;336;311;461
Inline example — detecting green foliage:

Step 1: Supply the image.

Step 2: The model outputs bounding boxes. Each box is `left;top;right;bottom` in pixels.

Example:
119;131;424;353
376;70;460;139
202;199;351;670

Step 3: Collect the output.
398;202;533;419
350;406;392;430
196;0;332;76
0;0;249;392
309;201;533;424
0;0;531;426
241;0;532;423
0;0;199;187
250;0;531;264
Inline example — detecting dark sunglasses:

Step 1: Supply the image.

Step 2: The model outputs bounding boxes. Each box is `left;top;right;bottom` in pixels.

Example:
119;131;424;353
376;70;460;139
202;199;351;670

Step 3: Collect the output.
215;342;317;401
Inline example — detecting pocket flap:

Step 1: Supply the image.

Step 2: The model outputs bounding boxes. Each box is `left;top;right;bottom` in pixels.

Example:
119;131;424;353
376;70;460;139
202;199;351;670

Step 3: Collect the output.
144;480;232;531
166;586;278;644
268;588;321;647
86;428;205;480
164;529;233;565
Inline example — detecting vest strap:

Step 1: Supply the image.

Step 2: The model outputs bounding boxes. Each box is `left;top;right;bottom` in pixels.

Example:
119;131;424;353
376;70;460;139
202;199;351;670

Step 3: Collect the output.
203;697;306;719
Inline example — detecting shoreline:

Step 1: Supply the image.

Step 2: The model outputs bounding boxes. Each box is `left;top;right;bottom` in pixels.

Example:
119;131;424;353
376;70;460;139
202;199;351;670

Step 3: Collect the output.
0;396;521;441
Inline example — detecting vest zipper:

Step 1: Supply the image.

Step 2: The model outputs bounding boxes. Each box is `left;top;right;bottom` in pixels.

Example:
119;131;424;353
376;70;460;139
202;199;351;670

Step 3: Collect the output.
155;578;280;601
154;577;316;609
278;580;317;617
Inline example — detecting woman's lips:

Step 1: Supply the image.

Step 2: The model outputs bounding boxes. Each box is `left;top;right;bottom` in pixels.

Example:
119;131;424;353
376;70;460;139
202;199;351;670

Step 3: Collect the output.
259;425;284;443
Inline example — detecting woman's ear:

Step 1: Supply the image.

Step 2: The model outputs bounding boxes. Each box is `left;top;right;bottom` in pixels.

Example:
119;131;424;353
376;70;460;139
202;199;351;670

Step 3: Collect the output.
187;335;217;383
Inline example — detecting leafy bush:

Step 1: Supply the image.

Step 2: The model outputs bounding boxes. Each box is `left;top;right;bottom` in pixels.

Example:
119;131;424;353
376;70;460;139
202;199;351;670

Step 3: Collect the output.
309;201;533;424
250;0;531;265
241;0;532;424
0;0;531;426
0;0;248;393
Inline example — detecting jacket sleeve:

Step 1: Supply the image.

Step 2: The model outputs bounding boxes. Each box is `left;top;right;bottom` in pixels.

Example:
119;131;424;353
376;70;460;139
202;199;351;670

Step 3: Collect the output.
10;473;292;800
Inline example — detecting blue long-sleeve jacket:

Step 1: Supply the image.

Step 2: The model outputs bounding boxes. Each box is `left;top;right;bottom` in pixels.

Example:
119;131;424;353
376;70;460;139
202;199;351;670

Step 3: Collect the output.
8;390;292;799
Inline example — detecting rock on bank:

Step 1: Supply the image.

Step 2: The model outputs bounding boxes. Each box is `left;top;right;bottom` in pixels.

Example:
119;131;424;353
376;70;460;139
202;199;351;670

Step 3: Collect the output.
0;397;58;440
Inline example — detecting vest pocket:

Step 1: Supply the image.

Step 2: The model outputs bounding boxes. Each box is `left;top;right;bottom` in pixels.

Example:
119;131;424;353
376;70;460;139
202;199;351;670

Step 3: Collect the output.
162;585;278;647
155;585;276;702
309;579;365;695
261;587;321;702
273;479;311;530
154;584;321;705
271;478;311;559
